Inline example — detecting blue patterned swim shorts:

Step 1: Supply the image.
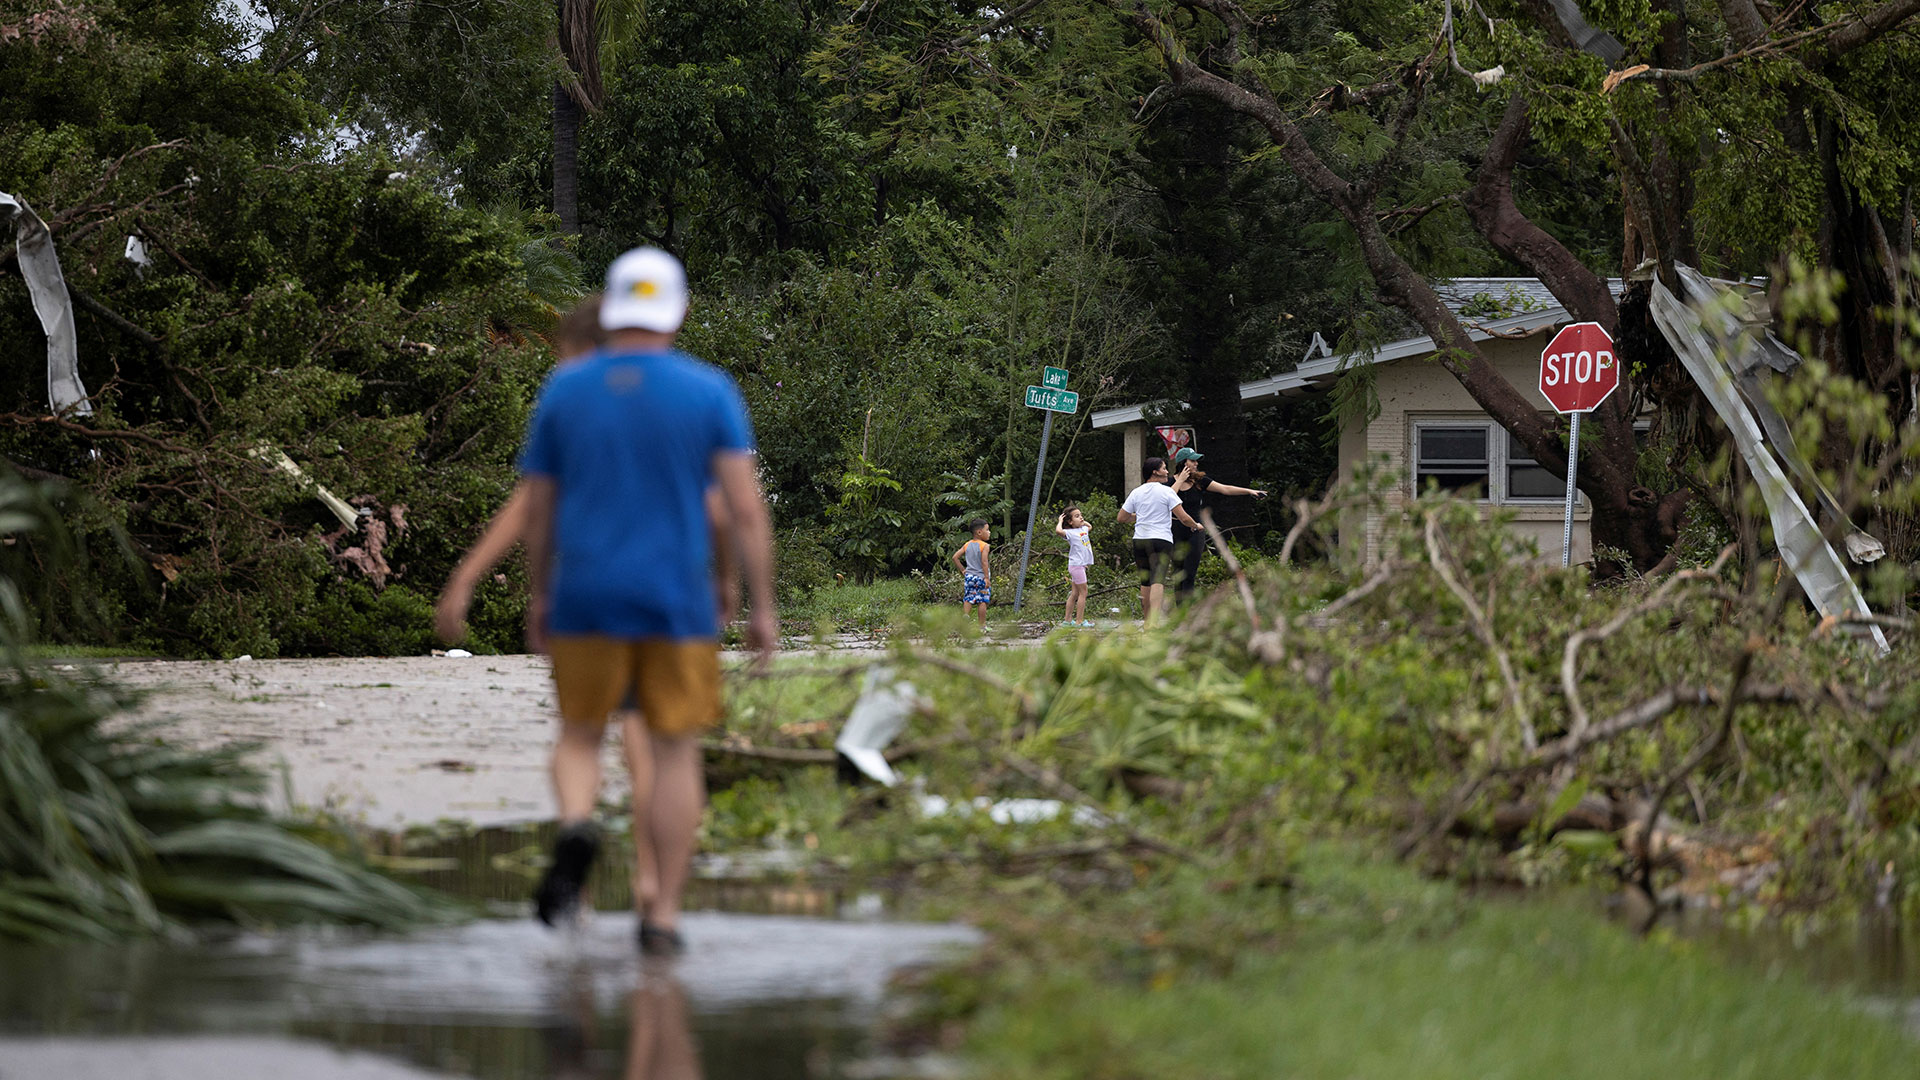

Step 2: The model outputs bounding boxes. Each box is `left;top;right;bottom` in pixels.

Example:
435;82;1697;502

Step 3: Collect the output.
963;572;992;605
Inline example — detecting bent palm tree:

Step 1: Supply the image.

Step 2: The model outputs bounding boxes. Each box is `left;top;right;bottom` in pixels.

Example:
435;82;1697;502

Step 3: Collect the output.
553;0;647;234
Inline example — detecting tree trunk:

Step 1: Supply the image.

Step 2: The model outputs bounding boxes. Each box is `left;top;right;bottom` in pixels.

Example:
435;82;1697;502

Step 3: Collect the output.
553;81;581;235
1150;99;1255;527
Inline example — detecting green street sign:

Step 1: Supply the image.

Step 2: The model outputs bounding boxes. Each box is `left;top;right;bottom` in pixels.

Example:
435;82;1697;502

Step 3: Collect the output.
1025;385;1079;413
1042;366;1070;390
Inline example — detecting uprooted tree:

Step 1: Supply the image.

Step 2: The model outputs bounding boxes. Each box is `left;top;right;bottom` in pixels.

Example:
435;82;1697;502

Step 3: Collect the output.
852;0;1920;572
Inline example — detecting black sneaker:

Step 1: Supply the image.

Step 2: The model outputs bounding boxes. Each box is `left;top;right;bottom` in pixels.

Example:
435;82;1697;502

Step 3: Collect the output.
637;920;686;957
534;821;601;927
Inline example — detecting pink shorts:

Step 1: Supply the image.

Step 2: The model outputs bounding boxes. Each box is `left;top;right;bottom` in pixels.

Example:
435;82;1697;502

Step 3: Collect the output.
1068;565;1087;585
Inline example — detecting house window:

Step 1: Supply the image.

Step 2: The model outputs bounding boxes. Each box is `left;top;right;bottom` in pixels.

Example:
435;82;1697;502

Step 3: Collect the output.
1415;426;1490;496
1413;419;1572;503
1506;430;1562;499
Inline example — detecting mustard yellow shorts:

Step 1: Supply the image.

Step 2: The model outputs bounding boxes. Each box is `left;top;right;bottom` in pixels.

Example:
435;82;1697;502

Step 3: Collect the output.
546;636;722;737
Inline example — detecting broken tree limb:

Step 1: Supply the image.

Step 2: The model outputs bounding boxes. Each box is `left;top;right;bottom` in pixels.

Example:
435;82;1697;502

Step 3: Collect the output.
993;748;1209;866
1425;512;1534;751
1307;559;1399;627
1277;489;1339;566
884;839;1132;869
1398;679;1835;857
1632;643;1757;900
1198;507;1283;662
703;733;960;765
1560;545;1735;742
904;648;1037;722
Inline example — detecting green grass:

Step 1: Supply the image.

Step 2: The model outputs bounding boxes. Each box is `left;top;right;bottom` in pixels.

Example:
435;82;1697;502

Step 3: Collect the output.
970;896;1915;1079
23;643;167;660
782;576;940;634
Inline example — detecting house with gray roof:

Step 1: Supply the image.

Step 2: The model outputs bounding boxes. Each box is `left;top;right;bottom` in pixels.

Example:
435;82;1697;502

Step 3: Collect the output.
1091;278;1622;564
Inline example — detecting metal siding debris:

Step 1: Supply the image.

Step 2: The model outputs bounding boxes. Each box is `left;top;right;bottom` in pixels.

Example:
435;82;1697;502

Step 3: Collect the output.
248;444;362;530
1;192;92;416
835;666;927;786
1649;268;1888;654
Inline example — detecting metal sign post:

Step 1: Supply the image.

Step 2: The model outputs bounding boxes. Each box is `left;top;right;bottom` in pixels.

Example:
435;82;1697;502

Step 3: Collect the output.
1013;373;1077;614
1560;411;1581;568
1012;409;1053;615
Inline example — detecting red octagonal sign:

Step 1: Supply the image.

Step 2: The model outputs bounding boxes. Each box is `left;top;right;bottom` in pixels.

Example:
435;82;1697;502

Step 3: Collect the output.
1539;322;1619;414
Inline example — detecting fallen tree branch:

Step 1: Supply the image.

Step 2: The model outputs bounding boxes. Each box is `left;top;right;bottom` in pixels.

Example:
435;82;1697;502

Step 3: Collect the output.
884;839;1131;868
1425;511;1534;750
1560;545;1735;742
1307;559;1399;627
1632;644;1757;903
1601;20;1841;88
905;648;1037;721
1198;507;1283;662
1398;679;1828;857
994;748;1209;866
1278;488;1340;566
703;733;958;765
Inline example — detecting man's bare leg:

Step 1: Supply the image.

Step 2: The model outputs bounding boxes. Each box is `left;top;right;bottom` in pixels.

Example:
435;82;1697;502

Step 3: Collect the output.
1144;582;1165;625
620;713;659;916
537;717;607;926
643;733;705;932
552;720;605;821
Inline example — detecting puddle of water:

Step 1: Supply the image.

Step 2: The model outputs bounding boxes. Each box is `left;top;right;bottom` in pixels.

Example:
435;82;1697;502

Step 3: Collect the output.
0;861;979;1080
1659;904;1920;1033
384;824;863;919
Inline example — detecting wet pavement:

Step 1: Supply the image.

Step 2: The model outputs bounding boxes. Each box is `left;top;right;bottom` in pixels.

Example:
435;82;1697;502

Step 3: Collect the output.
0;909;980;1079
0;824;975;1079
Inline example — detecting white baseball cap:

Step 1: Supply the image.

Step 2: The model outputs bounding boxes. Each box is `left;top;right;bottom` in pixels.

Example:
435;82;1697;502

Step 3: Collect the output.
600;246;689;332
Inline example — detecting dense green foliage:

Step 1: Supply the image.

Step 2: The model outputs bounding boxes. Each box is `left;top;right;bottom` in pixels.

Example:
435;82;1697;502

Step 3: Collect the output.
0;0;1364;654
7;0;1920;651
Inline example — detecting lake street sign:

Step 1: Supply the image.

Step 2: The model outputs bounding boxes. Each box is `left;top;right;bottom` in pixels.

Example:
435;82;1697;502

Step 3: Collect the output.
1025;385;1079;413
1017;369;1075;612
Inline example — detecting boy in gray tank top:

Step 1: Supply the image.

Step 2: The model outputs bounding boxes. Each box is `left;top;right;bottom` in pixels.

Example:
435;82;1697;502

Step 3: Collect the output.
950;518;992;630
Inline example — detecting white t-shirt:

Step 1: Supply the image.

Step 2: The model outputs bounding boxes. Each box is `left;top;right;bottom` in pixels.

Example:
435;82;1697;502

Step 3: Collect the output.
1122;482;1183;543
1063;525;1093;566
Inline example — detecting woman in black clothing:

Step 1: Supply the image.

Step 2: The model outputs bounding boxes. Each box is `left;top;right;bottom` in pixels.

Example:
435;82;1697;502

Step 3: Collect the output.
1167;446;1267;600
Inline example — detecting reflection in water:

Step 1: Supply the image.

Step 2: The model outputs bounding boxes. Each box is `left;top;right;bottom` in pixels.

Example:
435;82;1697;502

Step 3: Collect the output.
0;910;978;1079
626;976;700;1080
545;961;702;1080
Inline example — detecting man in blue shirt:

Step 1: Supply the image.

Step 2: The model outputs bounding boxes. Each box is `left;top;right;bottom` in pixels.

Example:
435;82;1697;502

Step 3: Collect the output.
519;246;777;953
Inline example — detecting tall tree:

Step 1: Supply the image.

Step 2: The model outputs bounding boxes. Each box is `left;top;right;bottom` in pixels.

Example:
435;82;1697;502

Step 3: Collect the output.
552;0;602;234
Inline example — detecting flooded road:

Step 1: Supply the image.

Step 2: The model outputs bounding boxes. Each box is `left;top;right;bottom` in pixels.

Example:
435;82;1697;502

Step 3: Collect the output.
0;910;980;1079
1;825;974;1080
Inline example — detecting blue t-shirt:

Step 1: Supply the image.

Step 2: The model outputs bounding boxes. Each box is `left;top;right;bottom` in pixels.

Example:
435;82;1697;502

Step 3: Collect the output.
518;347;755;640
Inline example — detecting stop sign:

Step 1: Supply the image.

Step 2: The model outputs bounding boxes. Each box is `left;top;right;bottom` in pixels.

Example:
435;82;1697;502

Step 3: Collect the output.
1539;322;1619;413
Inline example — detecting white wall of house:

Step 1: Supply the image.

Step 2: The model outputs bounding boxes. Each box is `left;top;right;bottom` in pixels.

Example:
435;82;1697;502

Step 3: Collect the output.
1337;329;1592;566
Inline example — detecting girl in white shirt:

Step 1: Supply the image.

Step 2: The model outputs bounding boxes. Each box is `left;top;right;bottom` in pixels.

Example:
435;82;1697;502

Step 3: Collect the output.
1055;506;1095;627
